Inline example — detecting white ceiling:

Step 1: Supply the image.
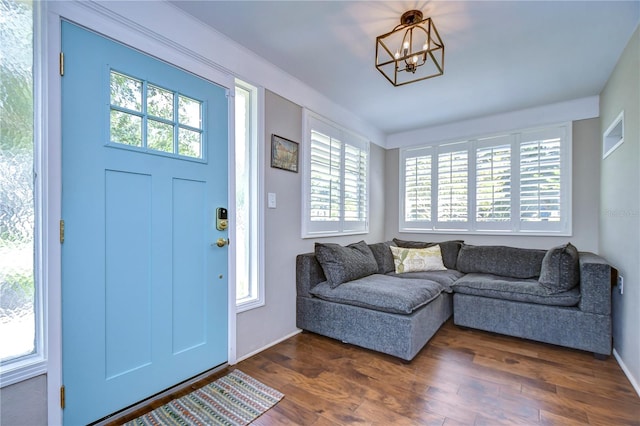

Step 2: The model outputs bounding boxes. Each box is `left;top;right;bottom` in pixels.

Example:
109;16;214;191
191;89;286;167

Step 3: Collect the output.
169;1;639;135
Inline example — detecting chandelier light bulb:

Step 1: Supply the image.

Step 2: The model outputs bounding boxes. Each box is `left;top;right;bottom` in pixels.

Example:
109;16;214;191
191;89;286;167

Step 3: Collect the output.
394;50;400;59
412;55;418;64
403;41;409;54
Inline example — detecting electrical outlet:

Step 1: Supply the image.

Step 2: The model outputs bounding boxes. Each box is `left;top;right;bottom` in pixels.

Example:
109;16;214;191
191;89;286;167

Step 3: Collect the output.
617;275;624;295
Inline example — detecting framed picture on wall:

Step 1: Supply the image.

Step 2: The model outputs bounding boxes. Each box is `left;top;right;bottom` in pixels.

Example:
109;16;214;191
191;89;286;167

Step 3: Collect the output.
271;134;299;173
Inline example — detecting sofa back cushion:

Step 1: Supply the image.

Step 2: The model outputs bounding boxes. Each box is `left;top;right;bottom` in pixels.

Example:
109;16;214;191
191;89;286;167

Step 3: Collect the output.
539;243;580;293
315;241;378;288
392;239;463;269
456;244;546;279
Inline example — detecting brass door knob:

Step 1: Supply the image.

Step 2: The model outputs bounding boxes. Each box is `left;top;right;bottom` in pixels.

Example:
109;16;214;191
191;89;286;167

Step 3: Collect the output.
216;238;229;247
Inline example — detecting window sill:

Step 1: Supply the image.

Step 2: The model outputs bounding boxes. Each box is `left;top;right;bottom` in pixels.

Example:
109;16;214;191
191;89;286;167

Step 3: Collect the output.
0;356;47;388
236;298;265;313
302;230;369;239
399;228;572;237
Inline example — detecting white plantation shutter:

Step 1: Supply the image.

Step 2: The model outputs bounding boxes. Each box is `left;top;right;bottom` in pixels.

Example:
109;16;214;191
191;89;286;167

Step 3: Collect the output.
343;143;368;230
437;144;468;226
309;130;341;223
303;110;369;237
401;147;433;229
519;127;568;232
476;136;511;230
399;123;571;235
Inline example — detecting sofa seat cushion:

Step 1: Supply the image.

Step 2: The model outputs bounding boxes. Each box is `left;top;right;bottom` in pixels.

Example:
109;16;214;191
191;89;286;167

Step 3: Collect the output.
387;269;465;292
452;273;580;306
309;274;445;315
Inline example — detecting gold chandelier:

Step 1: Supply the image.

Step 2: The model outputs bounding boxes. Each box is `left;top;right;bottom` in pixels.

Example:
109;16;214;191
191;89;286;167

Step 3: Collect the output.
375;10;445;87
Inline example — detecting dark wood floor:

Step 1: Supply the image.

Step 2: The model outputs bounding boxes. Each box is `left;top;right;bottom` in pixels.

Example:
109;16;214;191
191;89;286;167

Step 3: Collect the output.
112;321;640;425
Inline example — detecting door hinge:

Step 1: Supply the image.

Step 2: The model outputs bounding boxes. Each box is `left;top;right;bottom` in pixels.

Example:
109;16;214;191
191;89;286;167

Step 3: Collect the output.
60;385;65;409
59;52;64;76
60;220;65;244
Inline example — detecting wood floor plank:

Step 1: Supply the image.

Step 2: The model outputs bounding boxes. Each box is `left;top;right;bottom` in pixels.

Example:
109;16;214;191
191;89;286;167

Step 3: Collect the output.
110;320;639;425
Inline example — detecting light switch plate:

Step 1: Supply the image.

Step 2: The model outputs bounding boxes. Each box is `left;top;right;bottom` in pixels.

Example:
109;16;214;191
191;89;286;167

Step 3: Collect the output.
268;192;276;209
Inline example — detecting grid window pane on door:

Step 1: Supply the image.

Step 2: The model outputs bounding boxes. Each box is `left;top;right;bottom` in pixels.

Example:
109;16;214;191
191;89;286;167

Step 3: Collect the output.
310;130;342;222
437;149;468;222
109;70;203;159
404;153;432;222
476;143;511;223
520;137;561;223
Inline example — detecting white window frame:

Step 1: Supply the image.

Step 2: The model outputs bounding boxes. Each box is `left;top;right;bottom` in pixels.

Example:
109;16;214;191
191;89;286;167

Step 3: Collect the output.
302;109;370;238
399;123;572;236
234;79;264;312
0;0;47;387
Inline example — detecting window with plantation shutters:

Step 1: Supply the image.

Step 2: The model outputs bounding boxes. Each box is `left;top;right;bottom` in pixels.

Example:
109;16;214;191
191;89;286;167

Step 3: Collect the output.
519;128;567;232
399;123;571;235
303;110;369;237
437;146;468;225
309;130;341;223
343;143;368;226
476;136;512;229
400;148;433;229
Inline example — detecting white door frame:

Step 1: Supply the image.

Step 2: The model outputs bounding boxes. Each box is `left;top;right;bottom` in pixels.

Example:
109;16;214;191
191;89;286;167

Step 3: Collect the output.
44;2;237;424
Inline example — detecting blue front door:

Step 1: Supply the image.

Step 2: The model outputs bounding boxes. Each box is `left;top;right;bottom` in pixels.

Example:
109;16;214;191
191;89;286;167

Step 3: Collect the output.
61;22;229;425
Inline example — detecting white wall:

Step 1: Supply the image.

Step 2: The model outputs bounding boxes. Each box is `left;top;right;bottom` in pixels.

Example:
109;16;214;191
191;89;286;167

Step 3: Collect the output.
0;375;47;426
599;25;640;395
236;90;386;359
386;97;599;150
384;119;602;252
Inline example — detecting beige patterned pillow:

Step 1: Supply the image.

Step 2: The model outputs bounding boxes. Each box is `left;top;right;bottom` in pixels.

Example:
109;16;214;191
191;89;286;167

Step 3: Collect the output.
390;245;447;273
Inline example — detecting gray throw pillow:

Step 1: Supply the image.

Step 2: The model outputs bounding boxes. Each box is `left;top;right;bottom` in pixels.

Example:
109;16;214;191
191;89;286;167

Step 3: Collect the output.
315;241;379;288
539;243;580;293
368;242;396;274
392;239;463;269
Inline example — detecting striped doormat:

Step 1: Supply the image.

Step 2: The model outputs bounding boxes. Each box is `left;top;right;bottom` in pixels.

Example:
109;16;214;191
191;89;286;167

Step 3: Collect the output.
124;370;284;426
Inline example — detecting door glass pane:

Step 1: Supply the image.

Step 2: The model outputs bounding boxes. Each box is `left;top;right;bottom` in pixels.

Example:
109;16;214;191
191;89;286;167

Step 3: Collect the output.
110;71;142;112
110;110;142;147
0;0;36;362
147;119;173;153
147;85;173;120
178;95;201;129
178;127;202;158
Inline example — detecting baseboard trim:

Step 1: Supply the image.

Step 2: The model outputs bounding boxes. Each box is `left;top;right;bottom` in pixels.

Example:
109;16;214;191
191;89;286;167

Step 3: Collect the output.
92;363;228;425
613;348;640;398
234;329;303;364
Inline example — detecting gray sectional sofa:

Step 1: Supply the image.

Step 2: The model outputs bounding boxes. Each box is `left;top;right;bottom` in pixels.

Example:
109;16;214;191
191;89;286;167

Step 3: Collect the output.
296;239;613;361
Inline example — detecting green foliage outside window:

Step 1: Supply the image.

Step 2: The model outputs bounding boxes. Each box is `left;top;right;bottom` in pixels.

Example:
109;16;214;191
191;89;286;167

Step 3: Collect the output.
0;0;36;362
